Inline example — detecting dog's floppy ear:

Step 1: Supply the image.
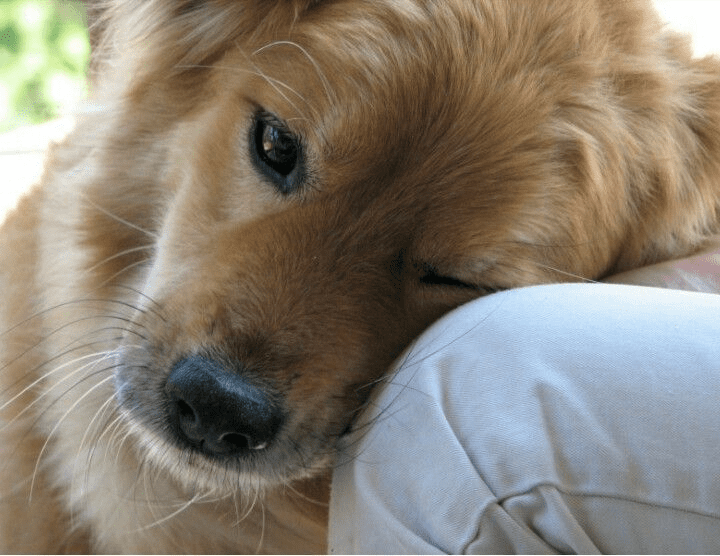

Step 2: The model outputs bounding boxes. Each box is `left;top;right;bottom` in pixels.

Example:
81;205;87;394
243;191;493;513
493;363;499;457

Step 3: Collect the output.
81;1;104;51
81;0;124;86
608;41;720;270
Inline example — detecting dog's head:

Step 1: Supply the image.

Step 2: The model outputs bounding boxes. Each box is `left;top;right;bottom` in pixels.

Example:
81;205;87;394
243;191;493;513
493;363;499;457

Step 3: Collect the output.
72;0;720;492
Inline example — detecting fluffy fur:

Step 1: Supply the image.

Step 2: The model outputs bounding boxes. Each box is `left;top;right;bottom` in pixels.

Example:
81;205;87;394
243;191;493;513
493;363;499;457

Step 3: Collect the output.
1;0;719;552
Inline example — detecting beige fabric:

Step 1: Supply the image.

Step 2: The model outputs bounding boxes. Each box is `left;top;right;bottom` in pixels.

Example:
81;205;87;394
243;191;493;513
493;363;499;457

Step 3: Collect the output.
330;283;720;554
606;238;720;294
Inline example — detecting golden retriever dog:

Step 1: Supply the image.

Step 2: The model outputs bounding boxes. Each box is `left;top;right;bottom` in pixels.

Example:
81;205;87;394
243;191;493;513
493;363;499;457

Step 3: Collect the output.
1;0;719;552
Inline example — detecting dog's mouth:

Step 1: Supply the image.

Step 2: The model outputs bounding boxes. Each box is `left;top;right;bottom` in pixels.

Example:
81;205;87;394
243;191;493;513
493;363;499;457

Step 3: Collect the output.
112;341;361;492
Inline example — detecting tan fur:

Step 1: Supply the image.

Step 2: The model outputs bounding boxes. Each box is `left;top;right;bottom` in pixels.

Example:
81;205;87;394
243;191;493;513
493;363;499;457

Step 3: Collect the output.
1;0;719;552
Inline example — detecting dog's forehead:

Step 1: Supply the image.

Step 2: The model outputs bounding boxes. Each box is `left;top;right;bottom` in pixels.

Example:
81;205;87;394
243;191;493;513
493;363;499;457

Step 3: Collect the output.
240;2;570;174
238;3;496;175
252;8;461;102
297;3;480;115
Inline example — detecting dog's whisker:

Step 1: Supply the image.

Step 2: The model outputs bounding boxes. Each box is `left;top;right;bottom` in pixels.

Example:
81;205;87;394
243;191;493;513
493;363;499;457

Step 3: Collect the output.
232;485;260;526
283;481;329;508
133;491;204;533
0;315;145;378
105;284;165;316
74;393;118;496
30;374;116;501
96;257;153;289
78;392;116;457
85;399;127;478
0;347;116;420
0;338;142;417
0;332;121;406
80;195;158;240
493;258;600;284
0;296;162;344
255;497;267;555
253;40;337;108
27;360;122;439
85;245;154;274
249;63;311;122
178;63;316;118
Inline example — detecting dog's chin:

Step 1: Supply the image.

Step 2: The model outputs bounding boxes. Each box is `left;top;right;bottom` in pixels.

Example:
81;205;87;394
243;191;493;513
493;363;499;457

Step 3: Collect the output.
116;407;335;495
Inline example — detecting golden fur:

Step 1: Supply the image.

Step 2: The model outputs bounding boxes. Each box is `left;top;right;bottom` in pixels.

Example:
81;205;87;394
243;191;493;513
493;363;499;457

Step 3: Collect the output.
1;0;720;552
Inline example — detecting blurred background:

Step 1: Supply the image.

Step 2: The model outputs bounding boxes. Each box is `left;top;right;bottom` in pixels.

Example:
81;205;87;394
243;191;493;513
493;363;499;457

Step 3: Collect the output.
1;1;720;221
0;0;88;134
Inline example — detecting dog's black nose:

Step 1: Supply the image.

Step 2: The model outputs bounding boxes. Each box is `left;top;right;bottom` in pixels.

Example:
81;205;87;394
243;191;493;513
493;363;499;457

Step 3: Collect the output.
165;355;282;456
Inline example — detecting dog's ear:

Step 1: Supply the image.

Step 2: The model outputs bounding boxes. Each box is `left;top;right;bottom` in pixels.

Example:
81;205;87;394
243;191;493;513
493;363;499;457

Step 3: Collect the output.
81;1;104;52
613;42;720;271
80;0;113;85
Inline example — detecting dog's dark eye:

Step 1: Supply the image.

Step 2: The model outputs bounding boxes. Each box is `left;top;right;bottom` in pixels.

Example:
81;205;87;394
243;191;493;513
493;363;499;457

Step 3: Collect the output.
258;121;297;174
420;268;499;296
251;113;303;194
419;268;476;289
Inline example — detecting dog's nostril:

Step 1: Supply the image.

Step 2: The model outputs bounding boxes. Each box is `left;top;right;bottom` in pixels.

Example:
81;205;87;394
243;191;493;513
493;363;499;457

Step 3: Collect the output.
219;432;250;451
217;431;269;451
165;355;283;457
176;399;195;421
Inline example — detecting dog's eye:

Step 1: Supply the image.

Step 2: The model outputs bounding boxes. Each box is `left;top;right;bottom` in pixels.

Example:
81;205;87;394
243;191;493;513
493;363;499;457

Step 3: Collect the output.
258;120;297;174
251;112;304;194
418;263;476;289
419;269;476;289
417;264;500;295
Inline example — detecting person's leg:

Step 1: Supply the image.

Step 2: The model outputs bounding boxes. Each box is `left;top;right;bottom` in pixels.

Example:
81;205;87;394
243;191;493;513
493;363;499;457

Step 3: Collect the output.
329;283;720;554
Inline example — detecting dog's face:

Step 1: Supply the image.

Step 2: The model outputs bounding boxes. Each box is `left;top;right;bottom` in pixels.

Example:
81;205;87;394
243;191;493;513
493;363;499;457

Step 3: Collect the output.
68;0;718;494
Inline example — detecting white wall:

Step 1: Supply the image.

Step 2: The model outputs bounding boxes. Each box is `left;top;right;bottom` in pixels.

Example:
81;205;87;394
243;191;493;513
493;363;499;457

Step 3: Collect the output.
655;1;720;58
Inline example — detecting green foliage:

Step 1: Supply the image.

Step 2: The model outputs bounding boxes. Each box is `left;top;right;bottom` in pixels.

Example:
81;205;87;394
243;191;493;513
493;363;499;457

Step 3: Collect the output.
0;0;89;132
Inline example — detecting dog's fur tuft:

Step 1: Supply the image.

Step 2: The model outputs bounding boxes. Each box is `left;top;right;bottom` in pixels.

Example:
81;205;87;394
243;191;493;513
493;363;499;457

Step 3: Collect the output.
1;0;719;552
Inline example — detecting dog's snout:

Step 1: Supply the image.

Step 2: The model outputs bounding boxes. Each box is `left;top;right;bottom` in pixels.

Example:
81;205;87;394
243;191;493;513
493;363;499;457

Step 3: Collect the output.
165;355;282;456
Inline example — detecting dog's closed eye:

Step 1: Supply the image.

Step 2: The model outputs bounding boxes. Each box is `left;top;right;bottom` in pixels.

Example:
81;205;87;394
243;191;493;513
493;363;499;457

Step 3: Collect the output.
419;267;476;289
418;263;500;295
417;262;479;289
250;111;305;194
